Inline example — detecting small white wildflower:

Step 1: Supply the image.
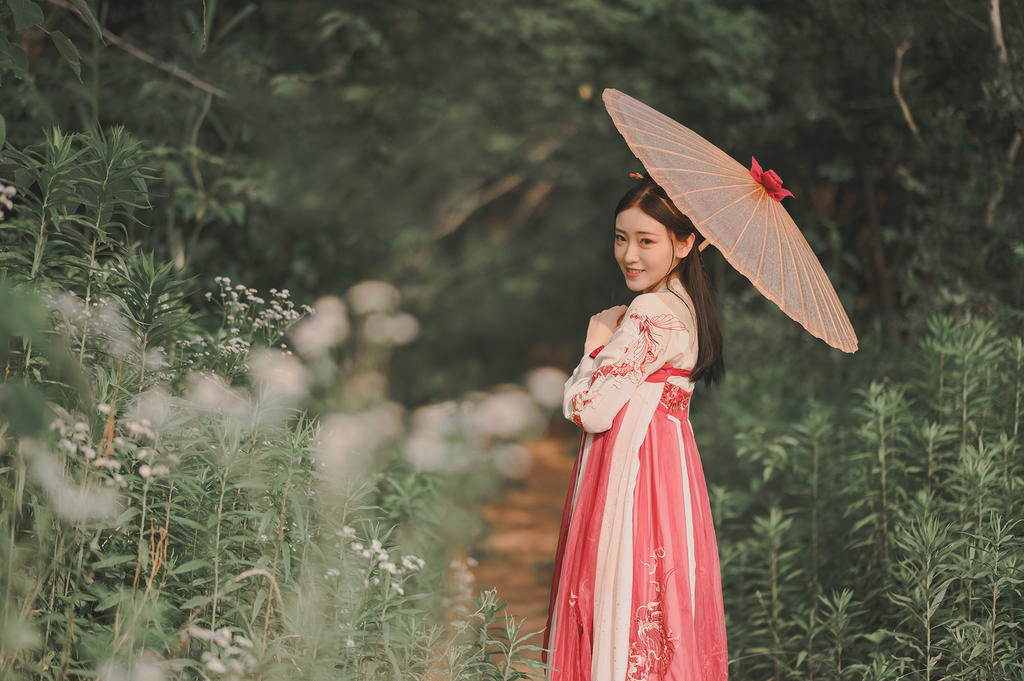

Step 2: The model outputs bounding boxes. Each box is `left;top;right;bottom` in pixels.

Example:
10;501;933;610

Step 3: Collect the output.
339;525;357;538
138;464;152;479
347;280;400;314
372;576;380;585
96;403;112;415
401;554;425;571
362;311;419;346
351;542;364;552
137;447;154;460
346;638;355;648
59;438;77;454
213;627;232;648
152;464;170;476
80;445;96;460
202;651;227;674
392;583;405;596
525;366;569;409
361;549;372;558
234;634;254;649
370;539;383;553
381;561;400;575
73;421;89;432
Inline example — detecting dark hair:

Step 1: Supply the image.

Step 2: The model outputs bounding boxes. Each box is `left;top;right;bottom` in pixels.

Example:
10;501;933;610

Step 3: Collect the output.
615;174;725;388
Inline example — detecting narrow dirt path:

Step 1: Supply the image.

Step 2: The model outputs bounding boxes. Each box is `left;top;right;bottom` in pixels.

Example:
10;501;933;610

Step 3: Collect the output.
470;435;576;668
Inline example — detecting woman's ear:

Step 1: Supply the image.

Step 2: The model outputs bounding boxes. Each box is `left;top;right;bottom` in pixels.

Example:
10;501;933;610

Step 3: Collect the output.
675;232;696;259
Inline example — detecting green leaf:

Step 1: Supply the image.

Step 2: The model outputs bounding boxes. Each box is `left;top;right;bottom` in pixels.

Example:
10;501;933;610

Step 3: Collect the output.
168;558;209;575
0;114;5;148
50;31;81;81
92;554;135;569
0;35;29;73
7;0;45;30
66;0;103;39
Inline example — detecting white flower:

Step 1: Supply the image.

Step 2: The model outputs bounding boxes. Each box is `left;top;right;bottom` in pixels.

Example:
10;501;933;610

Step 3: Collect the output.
202;652;227;674
96;403;112;415
346;638;356;648
59;438;77;454
213;627;232;648
470;389;538;439
347;280;400;315
339;525;357;538
152;464;170;476
249;348;311;407
362;312;419;346
234;634;254;649
401;554;425;571
138;464;152;479
525;366;569;409
24;439;120;523
187;624;216;641
494;444;533;479
351;542;364;552
392;583;405;595
185;372;250;420
289;295;349;357
326;567;341;577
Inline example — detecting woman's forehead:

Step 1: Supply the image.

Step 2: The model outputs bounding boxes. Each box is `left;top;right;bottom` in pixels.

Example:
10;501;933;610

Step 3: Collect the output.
615;206;667;235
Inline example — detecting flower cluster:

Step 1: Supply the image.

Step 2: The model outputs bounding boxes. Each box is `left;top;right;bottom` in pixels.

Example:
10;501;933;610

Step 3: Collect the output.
186;624;257;675
207;276;312;346
336;525;425;597
0;183;14;220
49;401;177;488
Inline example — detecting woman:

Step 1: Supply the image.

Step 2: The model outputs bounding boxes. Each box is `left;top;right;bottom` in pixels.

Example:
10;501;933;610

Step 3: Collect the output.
542;174;728;680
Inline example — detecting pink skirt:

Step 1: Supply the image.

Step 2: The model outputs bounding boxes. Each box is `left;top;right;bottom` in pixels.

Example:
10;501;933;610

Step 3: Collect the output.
543;372;728;680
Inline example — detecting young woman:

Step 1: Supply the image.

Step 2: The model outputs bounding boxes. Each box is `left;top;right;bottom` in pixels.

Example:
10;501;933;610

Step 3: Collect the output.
542;174;728;680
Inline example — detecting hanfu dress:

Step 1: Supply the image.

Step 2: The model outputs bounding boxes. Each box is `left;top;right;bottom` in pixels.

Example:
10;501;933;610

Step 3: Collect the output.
542;277;728;681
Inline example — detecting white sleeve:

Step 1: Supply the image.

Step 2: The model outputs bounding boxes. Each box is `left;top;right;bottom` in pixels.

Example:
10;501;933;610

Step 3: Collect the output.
562;294;689;433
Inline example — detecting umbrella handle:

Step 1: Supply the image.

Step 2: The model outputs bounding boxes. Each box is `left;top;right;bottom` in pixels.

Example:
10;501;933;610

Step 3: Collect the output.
698;239;712;253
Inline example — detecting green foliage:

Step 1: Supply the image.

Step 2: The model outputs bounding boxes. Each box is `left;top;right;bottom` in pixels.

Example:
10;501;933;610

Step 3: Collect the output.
716;316;1024;679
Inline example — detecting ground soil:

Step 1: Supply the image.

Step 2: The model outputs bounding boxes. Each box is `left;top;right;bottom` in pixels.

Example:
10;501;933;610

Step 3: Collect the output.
469;435;578;672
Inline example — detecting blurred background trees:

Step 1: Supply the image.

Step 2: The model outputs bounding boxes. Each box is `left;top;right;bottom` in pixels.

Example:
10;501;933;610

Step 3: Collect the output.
3;0;1019;402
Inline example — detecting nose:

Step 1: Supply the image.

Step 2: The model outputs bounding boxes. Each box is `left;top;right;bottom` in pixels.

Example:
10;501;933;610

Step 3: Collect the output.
622;241;640;264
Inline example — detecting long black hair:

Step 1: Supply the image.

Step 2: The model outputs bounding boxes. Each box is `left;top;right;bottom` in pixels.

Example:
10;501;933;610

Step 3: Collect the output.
615;174;725;388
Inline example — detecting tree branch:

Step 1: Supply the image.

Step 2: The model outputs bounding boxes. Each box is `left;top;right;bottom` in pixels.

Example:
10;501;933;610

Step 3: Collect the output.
45;0;228;99
892;41;921;142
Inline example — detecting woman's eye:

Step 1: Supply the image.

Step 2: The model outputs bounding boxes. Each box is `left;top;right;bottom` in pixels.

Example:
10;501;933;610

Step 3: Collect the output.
614;235;625;242
641;239;653;245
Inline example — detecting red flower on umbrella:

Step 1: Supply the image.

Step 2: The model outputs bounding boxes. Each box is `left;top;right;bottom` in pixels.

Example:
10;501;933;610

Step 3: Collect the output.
749;157;794;202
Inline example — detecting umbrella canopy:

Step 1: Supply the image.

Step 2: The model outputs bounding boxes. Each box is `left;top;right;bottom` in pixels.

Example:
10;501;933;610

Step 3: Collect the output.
602;88;858;354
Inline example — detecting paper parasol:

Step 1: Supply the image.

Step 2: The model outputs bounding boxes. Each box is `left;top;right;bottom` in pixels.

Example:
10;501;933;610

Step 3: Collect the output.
603;88;858;353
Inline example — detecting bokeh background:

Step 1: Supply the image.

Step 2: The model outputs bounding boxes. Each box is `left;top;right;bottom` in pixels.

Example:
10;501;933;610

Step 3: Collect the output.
0;1;1022;679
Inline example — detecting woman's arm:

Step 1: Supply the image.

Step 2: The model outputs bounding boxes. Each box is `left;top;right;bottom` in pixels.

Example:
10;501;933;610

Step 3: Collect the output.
563;293;688;433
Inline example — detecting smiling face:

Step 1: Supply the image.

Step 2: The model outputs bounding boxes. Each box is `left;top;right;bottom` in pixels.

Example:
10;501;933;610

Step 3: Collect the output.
614;206;695;293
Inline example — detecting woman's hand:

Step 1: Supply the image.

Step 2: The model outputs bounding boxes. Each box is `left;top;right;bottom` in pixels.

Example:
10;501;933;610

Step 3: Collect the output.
584;305;628;356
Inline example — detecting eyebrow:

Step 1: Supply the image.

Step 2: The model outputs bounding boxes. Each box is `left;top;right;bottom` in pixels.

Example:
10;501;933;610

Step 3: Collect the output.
615;228;659;236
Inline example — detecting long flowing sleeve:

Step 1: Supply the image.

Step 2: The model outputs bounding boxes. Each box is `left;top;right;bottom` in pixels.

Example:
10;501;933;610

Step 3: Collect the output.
563;293;689;433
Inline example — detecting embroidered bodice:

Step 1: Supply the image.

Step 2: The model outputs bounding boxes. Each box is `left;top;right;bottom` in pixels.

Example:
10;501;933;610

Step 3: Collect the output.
563;278;699;433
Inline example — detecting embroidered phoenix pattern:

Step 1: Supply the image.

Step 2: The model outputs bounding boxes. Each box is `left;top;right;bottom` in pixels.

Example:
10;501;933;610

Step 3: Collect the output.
568;312;687;427
627;547;678;680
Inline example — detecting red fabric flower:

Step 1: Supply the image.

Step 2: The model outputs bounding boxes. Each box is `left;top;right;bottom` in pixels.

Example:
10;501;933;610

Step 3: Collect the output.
749;156;794;202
